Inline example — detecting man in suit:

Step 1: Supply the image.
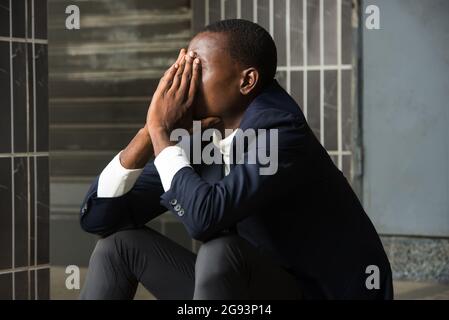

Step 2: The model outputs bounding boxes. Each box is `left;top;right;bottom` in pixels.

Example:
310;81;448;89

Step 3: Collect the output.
79;19;393;300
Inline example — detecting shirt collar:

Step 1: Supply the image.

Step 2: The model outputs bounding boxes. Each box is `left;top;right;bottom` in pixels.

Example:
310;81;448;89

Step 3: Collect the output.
212;129;237;155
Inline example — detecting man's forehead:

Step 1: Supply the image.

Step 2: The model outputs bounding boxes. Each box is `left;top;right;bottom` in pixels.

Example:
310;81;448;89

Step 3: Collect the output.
188;32;229;60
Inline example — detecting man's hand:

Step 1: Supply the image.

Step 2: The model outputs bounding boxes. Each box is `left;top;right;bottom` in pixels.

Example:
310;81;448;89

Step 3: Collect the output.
147;48;199;130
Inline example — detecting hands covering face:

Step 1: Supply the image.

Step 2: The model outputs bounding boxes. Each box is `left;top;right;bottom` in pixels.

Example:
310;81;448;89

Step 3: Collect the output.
146;48;201;133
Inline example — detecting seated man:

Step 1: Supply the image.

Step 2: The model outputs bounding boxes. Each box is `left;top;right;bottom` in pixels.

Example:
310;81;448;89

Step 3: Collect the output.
79;19;393;300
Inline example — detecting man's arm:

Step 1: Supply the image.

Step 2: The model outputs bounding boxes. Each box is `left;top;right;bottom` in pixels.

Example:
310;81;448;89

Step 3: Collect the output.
154;114;307;242
79;126;167;237
80;49;189;236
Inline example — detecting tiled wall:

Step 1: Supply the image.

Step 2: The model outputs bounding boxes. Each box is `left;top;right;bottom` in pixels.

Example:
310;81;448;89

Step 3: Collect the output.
0;0;49;300
192;0;356;181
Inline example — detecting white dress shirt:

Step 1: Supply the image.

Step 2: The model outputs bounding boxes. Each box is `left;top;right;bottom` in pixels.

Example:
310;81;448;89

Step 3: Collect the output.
97;129;237;197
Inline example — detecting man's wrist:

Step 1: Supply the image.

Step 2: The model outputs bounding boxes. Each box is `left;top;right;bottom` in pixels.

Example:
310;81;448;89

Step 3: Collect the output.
148;125;175;156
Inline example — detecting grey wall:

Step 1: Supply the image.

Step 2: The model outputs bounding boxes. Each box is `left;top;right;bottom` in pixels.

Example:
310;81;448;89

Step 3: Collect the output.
0;0;49;300
362;0;449;237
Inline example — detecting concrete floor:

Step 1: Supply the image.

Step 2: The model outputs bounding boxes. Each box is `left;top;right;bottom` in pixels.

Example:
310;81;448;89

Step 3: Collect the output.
50;266;449;300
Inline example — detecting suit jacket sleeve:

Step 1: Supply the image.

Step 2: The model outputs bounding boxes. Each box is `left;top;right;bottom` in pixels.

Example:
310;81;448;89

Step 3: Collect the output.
160;110;307;241
79;160;166;236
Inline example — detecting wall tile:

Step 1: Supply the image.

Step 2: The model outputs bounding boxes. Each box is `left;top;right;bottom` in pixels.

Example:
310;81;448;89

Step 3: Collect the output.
0;0;9;37
14;157;28;268
14;271;29;299
0;158;12;270
0;273;12;299
36;156;49;265
0;42;11;153
35;44;48;152
11;0;26;38
12;41;27;153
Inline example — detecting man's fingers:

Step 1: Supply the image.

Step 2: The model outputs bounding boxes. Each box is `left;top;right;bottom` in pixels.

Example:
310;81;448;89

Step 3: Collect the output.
178;51;195;98
157;48;186;93
171;53;187;90
186;57;201;106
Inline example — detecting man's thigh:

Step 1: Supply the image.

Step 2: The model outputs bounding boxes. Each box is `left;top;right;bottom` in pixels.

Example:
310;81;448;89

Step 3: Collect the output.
82;226;197;299
124;226;197;299
195;234;301;299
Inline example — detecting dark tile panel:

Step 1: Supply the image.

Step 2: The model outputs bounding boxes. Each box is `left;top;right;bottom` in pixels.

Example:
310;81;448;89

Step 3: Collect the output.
13;157;28;268
306;70;320;139
0;273;12;300
26;0;32;38
0;158;12;270
256;0;270;32
30;158;35;264
35;44;48;152
290;0;303;66
0;0;10;37
224;0;237;19
29;269;35;299
273;0;286;67
0;41;11;153
11;0;26;38
323;0;337;65
240;0;254;22
275;70;287;91
342;69;352;151
36;156;49;265
306;0;320;66
192;0;205;33
341;0;352;65
342;154;351;181
14;270;28;300
37;267;49;299
291;70;303;110
27;43;34;151
34;0;47;39
12;41;27;153
324;70;337;150
209;0;221;24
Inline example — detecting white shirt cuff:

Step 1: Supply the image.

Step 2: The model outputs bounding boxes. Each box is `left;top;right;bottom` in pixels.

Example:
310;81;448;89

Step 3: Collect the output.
97;151;144;198
154;145;191;191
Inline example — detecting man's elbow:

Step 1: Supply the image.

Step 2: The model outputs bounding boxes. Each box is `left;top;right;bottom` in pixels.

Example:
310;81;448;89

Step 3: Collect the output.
79;211;117;237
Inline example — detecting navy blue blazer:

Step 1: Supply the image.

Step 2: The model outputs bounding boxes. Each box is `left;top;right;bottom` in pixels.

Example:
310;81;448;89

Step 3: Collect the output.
80;80;393;299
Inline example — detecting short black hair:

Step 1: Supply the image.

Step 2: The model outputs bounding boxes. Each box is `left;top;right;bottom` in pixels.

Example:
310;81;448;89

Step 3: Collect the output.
200;19;277;89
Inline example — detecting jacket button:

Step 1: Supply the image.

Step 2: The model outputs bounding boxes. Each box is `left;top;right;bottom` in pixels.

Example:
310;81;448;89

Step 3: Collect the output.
174;204;181;211
170;199;177;206
178;209;184;217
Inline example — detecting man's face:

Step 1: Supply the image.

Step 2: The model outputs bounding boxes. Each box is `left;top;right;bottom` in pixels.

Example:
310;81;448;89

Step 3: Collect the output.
187;32;243;120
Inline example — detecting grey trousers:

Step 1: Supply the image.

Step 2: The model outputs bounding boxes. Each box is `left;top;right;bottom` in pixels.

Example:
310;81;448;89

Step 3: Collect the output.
79;226;302;300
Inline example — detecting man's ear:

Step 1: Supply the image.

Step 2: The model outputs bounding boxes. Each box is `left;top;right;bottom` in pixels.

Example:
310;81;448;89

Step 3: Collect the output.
239;68;259;95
